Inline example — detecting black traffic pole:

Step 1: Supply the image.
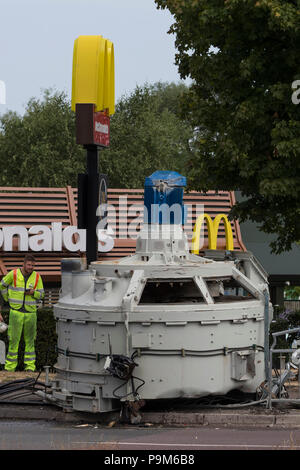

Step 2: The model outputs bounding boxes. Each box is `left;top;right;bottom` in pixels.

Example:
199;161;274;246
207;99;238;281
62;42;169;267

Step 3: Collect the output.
85;144;99;266
76;103;109;266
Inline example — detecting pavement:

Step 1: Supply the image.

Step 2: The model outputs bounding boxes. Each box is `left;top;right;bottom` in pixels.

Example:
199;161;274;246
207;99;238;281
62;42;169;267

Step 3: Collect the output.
2;371;300;428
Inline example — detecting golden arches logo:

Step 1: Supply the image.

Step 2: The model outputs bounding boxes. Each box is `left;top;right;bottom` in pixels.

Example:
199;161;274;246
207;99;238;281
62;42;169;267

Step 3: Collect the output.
191;213;234;254
71;35;115;115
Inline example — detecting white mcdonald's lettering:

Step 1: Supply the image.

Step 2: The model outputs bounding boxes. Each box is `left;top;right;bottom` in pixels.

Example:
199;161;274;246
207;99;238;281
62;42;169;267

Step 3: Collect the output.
0;223;114;253
95;121;109;134
191;213;234;254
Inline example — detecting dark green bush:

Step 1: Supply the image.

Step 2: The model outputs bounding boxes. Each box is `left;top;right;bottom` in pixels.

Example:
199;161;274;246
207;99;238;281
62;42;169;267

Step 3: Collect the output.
0;307;57;371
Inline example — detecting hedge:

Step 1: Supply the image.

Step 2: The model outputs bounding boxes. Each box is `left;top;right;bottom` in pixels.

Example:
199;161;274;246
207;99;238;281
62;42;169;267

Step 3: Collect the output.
0;307;57;371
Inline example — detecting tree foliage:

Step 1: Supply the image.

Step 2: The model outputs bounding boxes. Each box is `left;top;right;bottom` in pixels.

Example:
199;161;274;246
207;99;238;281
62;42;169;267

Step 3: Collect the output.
0;83;193;190
100;82;193;188
156;0;300;253
285;285;300;300
0;90;85;187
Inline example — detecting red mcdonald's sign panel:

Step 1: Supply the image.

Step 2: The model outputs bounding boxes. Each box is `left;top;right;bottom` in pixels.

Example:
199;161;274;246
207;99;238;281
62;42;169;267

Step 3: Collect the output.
75;103;110;148
93;111;110;147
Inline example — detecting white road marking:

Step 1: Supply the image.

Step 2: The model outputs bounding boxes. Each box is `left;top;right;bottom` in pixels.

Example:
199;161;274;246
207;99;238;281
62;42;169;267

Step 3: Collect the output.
72;441;299;449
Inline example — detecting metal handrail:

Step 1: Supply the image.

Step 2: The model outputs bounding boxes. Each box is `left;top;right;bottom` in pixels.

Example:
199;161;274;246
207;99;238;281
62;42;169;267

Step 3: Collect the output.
268;327;300;409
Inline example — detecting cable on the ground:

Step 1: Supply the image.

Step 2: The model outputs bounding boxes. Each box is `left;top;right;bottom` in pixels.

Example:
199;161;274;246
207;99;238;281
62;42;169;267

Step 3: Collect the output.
0;378;51;401
0;346;55;404
191;398;268;408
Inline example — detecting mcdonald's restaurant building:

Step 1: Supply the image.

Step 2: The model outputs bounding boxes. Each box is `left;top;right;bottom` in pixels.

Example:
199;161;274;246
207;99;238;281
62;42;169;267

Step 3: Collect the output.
0;186;298;309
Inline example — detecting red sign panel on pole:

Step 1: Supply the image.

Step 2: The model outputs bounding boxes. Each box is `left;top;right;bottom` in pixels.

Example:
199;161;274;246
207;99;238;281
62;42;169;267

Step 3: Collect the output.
93;111;110;147
76;103;110;148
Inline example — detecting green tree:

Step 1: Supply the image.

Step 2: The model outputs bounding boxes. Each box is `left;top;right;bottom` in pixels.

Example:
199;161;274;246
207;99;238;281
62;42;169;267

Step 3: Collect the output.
100;82;193;188
0;89;85;187
156;0;300;253
285;286;300;300
0;83;193;190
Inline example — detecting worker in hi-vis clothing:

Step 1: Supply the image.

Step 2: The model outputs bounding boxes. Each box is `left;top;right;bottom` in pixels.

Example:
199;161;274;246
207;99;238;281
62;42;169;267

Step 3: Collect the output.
0;254;44;371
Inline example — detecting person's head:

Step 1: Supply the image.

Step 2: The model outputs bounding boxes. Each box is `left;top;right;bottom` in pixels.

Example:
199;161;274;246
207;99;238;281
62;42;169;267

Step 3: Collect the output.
23;254;36;275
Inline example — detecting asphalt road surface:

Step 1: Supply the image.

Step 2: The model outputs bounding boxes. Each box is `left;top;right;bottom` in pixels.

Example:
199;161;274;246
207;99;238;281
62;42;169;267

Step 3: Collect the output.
1;420;300;451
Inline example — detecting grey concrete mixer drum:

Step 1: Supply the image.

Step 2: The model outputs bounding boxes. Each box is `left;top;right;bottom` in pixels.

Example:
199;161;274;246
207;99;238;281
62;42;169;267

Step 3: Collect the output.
50;171;272;414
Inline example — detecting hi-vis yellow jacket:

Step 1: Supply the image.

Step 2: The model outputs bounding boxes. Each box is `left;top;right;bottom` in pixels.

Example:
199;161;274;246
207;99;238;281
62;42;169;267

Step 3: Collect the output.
0;268;44;313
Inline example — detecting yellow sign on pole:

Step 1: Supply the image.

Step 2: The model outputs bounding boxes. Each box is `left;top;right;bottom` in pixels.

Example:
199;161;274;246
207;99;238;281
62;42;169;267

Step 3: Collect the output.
71;35;115;115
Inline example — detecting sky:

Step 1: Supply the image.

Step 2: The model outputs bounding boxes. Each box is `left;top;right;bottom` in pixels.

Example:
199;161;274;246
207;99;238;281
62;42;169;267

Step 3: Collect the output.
0;0;188;116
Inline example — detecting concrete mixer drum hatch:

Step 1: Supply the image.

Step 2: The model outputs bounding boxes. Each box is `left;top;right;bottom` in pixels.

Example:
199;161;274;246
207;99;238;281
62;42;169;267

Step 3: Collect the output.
138;277;255;305
139;278;205;304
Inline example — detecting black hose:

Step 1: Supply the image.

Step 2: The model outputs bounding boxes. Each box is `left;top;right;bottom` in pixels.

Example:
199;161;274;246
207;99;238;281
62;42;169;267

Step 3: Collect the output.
132;376;145;395
0;400;47;405
0;345;56;405
112;375;145;399
57;345;264;361
0;378;34;389
0;383;35;396
0;374;50;401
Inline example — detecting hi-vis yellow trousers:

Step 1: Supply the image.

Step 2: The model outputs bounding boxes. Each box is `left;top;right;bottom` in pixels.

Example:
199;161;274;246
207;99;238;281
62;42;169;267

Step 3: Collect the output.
5;309;37;371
